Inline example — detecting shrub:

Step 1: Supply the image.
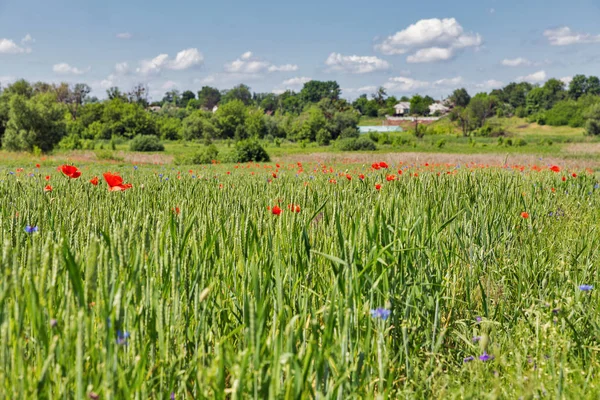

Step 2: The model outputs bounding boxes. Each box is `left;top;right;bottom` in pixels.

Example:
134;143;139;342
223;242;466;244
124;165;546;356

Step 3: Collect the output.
231;139;270;162
337;137;377;151
58;134;83;150
515;138;527;147
178;144;221;165
129;135;165;152
368;131;380;142
339;127;359;139
436;139;446;149
316;129;331;146
586;119;600;136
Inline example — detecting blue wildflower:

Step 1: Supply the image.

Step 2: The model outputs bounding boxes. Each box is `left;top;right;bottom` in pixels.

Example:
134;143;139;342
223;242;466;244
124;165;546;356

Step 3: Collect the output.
472;336;481;343
475;316;482;323
479;352;494;362
134;165;138;170
370;308;391;320
579;284;593;291
170;393;175;400
594;183;599;189
463;356;474;363
116;330;130;346
25;225;38;234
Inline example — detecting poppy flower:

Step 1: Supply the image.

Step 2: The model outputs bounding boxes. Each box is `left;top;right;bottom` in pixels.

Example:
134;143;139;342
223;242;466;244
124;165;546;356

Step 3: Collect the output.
379;162;388;169
60;165;81;179
44;185;52;192
550;165;561;173
371;163;380;170
271;205;282;216
346;174;352;181
572;173;577;178
386;174;396;182
172;207;180;215
397;169;403;175
272;173;277;178
35;164;40;168
562;176;566;182
102;172;133;192
358;174;365;180
90;177;99;186
287;204;301;213
45;175;50;181
375;183;382;191
521;212;529;219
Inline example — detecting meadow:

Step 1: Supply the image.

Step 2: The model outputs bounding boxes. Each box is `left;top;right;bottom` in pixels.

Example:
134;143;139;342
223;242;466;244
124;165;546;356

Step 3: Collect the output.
1;157;600;399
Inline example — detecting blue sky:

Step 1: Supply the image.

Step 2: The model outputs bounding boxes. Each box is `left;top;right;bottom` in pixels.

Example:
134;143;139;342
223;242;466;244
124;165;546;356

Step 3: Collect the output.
1;0;600;100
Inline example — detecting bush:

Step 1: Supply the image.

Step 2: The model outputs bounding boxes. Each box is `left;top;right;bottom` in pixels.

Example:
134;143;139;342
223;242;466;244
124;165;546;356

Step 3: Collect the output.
231;139;270;162
339;127;359;139
368;131;380;142
436;139;446;149
316;128;331;146
58;134;83;150
515;138;527;147
337;137;377;151
586;119;600;136
129;135;165;152
176;144;221;165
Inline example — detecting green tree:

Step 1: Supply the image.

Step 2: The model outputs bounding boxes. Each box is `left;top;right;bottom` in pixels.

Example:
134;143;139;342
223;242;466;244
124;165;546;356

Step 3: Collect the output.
245;109;267;138
222;84;252;105
299;80;340;103
587;76;600;96
569;74;588;100
409;95;431;116
2;93;67;152
180;90;196;108
449;88;471;107
197;86;221;109
215;99;247;138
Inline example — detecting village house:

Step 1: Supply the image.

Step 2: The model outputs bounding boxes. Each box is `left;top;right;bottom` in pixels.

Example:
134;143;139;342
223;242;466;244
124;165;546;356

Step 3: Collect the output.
428;103;449;115
393;101;411;116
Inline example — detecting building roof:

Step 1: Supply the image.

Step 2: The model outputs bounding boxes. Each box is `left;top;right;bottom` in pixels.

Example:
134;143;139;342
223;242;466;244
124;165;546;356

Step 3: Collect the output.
394;102;411;109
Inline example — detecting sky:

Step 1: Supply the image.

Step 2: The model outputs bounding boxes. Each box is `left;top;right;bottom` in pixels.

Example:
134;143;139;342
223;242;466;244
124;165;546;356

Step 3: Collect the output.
1;0;600;101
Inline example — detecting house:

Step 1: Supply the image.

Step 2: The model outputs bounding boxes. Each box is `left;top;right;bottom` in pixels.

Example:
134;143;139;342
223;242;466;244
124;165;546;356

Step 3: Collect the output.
428;103;449;115
212;105;219;113
148;106;162;112
394;102;411;116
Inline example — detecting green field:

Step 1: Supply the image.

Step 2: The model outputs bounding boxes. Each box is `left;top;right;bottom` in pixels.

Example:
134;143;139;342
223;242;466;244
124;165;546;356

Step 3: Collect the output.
1;159;600;398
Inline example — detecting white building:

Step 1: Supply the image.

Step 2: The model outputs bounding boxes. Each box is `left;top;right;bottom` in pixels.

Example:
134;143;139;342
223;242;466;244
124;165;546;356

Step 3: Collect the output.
394;102;411;115
428;103;449;114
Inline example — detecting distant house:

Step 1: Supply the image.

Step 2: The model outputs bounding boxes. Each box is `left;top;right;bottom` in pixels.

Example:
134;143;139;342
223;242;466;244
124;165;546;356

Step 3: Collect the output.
428;103;449;115
212;105;219;113
148;106;162;112
394;102;411;116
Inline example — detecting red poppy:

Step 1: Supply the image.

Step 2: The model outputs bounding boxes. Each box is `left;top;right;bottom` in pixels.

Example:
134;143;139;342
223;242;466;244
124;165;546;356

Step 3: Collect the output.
35;164;40;168
572;173;577;178
271;205;282;216
375;183;382;191
397;169;403;175
359;174;365;180
379;162;389;169
287;204;301;213
521;212;529;219
172;207;180;215
346;174;352;181
272;173;277;178
276;164;281;168
550;165;561;173
44;185;52;192
329;179;337;184
102;172;132;192
562;176;566;182
45;175;51;181
90;177;99;186
371;163;380;170
386;174;396;182
60;165;81;179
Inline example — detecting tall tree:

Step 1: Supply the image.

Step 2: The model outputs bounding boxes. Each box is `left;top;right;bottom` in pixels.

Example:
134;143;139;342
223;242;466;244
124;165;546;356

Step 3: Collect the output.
221;84;252;105
569;74;588;100
180;90;196;108
299;80;341;103
128;83;149;107
449;88;471;107
197;86;221;109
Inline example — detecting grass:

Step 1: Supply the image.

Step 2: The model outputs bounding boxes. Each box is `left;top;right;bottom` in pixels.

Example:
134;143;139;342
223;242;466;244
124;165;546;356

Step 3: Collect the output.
1;160;600;398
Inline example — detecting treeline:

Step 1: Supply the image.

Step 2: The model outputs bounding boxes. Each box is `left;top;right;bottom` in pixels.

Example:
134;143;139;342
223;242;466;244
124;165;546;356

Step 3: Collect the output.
447;74;600;136
0;80;364;152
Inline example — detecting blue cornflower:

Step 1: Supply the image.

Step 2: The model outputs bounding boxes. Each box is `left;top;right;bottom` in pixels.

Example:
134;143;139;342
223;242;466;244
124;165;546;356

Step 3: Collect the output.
170;393;175;400
472;336;481;343
370;308;391;320
9;171;14;175
116;330;130;346
134;165;138;170
25;225;38;234
594;183;599;189
159;174;163;178
479;352;494;362
475;316;482;323
463;356;475;363
579;284;593;291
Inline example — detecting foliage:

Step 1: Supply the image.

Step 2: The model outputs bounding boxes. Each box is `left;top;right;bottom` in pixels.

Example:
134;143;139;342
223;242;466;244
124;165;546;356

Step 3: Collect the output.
337;136;377;151
128;134;165;152
231;139;270;162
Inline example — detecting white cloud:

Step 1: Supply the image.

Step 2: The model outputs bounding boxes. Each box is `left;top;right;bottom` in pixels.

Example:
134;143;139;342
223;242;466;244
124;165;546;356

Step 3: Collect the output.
517;70;547;83
137;48;203;75
116;32;132;39
544;26;600;46
560;76;573;85
268;64;299;72
0;76;16;86
475;79;504;89
407;47;453;63
115;62;130;75
501;57;532;67
325;52;390;73
376;18;482;63
53;63;89;75
342;86;378;95
282;77;312;86
489;8;495;14
161;80;178;90
21;34;34;44
169;48;204;70
272;89;286;95
383;75;465;93
224;52;298;75
384;76;432;92
0;38;31;54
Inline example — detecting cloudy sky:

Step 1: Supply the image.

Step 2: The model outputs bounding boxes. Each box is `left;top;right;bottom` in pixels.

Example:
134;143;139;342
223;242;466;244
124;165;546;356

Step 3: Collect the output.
1;0;600;100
